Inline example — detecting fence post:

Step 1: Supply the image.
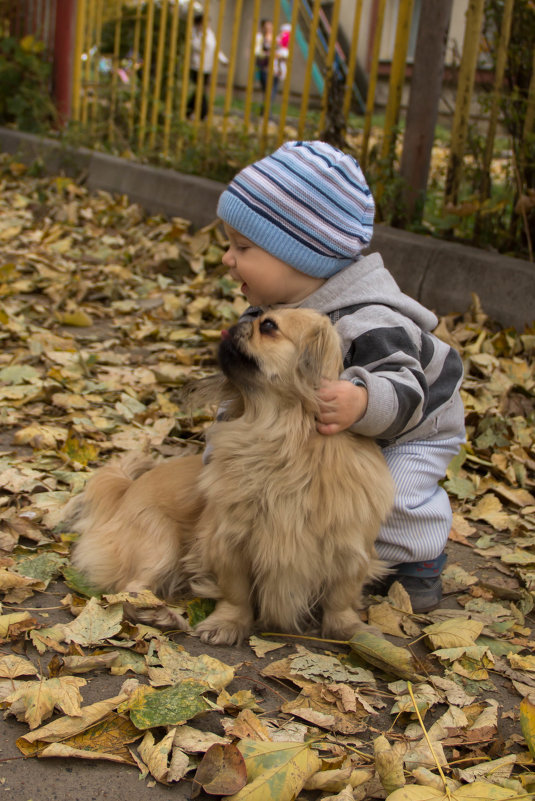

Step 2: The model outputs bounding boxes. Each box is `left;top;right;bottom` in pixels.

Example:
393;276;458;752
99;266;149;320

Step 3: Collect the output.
398;0;453;224
53;0;78;123
444;0;486;207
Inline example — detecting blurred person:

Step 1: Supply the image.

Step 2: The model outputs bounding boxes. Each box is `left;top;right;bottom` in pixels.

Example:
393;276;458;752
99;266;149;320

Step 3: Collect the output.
187;11;228;120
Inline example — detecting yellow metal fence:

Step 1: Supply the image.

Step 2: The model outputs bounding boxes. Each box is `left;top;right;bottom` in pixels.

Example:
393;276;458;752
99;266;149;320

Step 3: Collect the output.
70;0;417;160
7;0;534;257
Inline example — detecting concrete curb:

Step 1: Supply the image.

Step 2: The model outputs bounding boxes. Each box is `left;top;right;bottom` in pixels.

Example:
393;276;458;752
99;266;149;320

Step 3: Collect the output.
1;127;533;330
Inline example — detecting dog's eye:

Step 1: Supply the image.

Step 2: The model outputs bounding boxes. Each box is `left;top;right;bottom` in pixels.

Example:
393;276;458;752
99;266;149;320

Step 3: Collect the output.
259;318;278;335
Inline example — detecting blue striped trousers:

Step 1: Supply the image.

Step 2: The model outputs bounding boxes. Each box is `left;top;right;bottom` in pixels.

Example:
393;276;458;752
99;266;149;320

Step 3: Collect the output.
376;434;465;565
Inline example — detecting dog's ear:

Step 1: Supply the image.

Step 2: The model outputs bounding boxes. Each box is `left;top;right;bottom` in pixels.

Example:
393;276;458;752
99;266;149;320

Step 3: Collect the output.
299;320;342;385
180;375;244;418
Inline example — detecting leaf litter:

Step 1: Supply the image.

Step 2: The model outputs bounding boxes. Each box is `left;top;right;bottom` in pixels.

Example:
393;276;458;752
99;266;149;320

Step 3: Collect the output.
0;154;534;799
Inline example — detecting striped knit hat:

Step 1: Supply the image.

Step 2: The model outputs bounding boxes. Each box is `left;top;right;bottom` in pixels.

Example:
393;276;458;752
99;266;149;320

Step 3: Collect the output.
216;140;375;278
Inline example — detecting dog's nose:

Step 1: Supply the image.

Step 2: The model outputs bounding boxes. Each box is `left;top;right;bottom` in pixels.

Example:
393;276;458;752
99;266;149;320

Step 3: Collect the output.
240;306;264;321
220;329;230;340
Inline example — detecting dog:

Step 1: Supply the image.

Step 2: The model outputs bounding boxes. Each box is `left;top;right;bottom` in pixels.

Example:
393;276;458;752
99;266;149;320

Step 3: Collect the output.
64;308;395;644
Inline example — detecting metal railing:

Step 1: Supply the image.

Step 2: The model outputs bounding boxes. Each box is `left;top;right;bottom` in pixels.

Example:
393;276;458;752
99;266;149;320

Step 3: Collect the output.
3;0;535;259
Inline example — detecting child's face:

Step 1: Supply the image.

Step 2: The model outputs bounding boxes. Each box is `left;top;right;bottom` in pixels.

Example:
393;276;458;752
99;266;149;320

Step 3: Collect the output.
222;225;325;306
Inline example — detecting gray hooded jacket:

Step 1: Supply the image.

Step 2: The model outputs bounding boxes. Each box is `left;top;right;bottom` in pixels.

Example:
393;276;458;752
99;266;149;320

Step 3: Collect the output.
296;252;465;447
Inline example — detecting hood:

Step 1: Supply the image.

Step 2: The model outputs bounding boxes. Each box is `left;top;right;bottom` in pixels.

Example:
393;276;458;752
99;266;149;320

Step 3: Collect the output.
299;252;438;332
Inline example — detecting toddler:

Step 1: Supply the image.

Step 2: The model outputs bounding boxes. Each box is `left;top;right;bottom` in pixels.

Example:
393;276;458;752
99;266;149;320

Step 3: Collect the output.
216;140;465;612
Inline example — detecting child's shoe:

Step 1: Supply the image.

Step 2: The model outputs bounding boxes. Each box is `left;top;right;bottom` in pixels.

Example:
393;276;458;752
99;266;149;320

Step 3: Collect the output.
369;553;446;613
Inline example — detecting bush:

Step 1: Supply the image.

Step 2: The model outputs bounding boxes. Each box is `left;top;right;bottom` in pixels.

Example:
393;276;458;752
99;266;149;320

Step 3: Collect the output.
0;35;56;132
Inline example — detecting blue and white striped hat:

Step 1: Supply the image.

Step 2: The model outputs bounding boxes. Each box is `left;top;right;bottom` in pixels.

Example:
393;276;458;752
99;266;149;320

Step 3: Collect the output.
217;140;375;278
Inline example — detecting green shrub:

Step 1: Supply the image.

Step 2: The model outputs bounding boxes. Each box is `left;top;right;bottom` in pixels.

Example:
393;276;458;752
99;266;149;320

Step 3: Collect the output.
0;35;57;132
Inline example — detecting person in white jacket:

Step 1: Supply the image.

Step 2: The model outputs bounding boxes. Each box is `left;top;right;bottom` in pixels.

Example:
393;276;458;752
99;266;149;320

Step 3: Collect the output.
187;12;228;120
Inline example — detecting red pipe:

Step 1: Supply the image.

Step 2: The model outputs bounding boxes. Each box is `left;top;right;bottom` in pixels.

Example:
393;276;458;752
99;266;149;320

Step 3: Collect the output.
52;0;77;124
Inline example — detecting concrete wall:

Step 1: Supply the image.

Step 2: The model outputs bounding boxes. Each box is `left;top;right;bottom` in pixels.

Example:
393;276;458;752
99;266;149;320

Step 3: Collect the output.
1;127;533;331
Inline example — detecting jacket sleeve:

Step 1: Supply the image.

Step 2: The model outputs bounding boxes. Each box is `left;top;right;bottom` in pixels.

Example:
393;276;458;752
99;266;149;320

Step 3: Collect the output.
336;311;430;440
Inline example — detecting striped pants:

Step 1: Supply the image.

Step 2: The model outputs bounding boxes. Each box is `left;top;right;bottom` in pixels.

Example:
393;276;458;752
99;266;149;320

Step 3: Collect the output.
376;434;465;565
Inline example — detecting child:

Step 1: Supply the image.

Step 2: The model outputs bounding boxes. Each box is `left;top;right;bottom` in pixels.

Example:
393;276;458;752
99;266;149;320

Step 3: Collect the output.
216;140;465;612
187;12;228;120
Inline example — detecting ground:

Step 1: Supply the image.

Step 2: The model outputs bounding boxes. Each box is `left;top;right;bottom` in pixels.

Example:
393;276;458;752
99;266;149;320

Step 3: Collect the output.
0;157;533;800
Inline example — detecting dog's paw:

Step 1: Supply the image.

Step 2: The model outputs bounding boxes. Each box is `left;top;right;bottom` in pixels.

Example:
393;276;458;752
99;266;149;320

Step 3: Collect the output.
195;609;252;646
322;608;372;641
128;604;190;632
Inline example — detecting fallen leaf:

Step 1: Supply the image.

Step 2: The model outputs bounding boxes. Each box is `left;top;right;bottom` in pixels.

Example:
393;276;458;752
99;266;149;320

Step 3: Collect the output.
4;675;86;729
349;631;424;681
118;679;213;729
519;695;535;758
138;728;177;783
424;619;484;650
16;691;134;755
230;739;321;801
63;597;123;645
385;780;518;799
148;639;235;691
191;743;247;797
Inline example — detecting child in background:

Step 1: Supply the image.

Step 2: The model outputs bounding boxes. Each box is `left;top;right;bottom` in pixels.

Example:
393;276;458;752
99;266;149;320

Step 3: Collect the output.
255;18;274;106
254;20;291;114
187;12;228;120
215;140;466;612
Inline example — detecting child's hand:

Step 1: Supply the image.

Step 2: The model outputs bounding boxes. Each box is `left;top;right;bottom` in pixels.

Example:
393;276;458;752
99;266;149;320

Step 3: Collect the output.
317;379;368;435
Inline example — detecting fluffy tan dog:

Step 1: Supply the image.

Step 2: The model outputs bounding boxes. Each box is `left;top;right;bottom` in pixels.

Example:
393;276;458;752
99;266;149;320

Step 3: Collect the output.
65;308;394;643
64;452;204;629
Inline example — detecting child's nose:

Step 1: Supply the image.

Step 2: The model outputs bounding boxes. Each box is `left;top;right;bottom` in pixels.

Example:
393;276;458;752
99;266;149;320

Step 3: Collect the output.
222;248;234;267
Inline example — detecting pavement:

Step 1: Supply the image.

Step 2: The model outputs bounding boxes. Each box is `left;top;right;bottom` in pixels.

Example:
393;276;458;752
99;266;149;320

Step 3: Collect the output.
0;127;533;332
0;540;522;801
0;127;533;800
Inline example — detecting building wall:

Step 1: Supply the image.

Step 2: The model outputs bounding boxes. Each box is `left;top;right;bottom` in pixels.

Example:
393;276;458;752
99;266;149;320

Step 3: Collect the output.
211;0;473;110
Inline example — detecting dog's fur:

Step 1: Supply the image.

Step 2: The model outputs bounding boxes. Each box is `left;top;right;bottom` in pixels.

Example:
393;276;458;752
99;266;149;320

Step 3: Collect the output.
64;308;395;644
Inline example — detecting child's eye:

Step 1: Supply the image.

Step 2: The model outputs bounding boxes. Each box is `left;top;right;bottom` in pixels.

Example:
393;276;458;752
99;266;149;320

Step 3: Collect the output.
235;243;249;252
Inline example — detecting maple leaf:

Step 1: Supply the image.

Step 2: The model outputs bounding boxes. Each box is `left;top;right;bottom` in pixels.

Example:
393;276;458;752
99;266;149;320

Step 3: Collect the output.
4;676;86;729
0;654;38;679
146;639;235;691
63;597;124;645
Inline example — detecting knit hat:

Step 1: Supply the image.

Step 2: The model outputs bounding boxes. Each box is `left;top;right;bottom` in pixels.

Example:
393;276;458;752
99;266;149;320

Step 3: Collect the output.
216;140;375;278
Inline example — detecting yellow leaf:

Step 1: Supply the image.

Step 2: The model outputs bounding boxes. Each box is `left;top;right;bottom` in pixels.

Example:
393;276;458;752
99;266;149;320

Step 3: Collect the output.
16;691;133;755
63;597;123;645
349;631;424;681
374;734;405;794
0;655;38;679
368;601;408;638
468;494;511;531
138;728;177;783
424;619;484;650
55;310;93;327
14;423;69;449
386;780;518;799
304;766;373;792
248;636;285;658
229;740;321;801
4;676;86;729
0;612;33;637
60;435;100;466
508;653;535;672
147;640;234;691
520;696;535;759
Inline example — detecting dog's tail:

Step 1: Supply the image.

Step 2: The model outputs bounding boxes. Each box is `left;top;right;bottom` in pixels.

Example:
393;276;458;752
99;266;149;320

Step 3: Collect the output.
61;453;156;532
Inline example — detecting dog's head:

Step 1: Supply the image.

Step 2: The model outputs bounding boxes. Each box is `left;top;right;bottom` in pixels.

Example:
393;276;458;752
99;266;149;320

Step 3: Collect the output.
217;308;343;405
